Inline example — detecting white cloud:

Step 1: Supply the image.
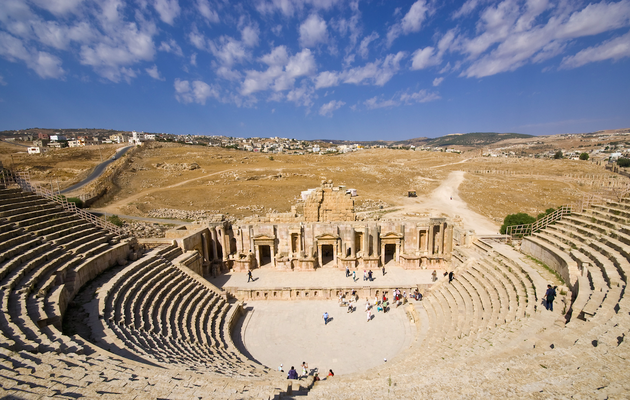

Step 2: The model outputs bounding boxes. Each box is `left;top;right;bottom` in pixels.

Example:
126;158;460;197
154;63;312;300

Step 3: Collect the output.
209;36;249;67
260;45;289;66
158;39;183;56
241;48;316;95
241;25;260;48
387;0;431;46
561;31;630;69
460;0;630;78
363;88;440;109
314;71;339;88
146;64;164;80
343;51;406;86
286;83;315;108
358;32;379;59
0;32;65;79
401;0;429;33
153;0;180;25
196;0;219;23
299;14;328;48
411;47;440;70
255;0;342;17
364;96;398;109
452;0;486;19
400;89;440;104
432;77;444;86
319;99;345;116
174;78;218;104
0;75;5;85
30;0;84;16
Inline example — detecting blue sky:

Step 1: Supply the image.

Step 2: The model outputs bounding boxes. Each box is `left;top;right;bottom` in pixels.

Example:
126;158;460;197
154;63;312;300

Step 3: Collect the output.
0;0;629;140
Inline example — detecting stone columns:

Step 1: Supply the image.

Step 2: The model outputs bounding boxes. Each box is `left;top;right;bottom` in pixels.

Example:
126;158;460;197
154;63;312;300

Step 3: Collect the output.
427;225;434;256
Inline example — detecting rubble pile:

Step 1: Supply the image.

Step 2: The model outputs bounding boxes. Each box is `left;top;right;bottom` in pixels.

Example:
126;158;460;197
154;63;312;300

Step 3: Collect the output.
122;221;169;238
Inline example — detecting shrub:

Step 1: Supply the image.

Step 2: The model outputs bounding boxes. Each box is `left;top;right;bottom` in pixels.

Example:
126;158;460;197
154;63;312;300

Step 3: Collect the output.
500;212;536;234
268;156;274;161
107;215;123;227
617;158;630;168
579;152;589;160
66;197;83;208
554;150;563;159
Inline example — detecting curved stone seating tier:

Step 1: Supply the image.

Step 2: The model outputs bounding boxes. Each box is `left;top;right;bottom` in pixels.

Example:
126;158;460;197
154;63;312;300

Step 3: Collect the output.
97;245;262;376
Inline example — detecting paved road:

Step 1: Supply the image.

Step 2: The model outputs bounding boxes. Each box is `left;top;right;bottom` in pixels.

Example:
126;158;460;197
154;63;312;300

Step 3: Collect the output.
61;145;133;194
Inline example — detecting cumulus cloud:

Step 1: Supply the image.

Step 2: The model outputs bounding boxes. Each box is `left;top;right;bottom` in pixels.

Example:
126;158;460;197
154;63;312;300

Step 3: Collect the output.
158;39;183;56
319;99;345;116
299;14;328;48
153;0;180;25
174;78;218;104
314;71;340;88
146;65;164;80
241;25;260;47
560;30;630;69
241;47;316;95
0;32;65;78
30;0;84;16
460;0;630;78
255;0;342;17
196;0;219;23
387;0;431;46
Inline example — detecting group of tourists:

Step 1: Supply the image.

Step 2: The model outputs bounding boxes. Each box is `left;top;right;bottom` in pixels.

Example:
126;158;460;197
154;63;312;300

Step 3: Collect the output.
281;362;333;381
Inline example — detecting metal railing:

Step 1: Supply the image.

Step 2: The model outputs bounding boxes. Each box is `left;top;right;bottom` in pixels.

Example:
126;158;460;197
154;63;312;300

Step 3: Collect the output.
506;192;615;238
2;169;124;236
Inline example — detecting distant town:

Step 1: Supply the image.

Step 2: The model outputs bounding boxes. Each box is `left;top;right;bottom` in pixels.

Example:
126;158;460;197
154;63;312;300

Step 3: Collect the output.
1;127;629;164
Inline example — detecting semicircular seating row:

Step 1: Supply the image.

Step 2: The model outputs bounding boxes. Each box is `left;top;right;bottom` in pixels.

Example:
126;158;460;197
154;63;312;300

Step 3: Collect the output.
0;186;287;399
306;195;630;398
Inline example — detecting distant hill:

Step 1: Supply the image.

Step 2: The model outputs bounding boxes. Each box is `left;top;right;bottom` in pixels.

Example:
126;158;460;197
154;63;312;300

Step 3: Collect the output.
312;132;534;148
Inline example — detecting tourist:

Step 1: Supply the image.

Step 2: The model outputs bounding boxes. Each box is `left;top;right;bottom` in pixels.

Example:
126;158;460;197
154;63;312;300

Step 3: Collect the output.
323;311;329;325
382;266;386;276
432;270;437;282
367;309;372;322
368;270;373;281
327;369;334;378
345;266;350;277
544;285;557;311
374;295;379;306
287;366;298;380
302;362;309;377
347;302;354;313
314;373;320;382
278;364;284;372
363;270;367;281
352;270;356;281
449;271;454;283
365;299;370;312
247;269;253;282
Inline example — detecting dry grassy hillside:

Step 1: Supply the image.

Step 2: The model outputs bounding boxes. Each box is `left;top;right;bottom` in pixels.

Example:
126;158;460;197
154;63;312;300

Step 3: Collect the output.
0;141;120;188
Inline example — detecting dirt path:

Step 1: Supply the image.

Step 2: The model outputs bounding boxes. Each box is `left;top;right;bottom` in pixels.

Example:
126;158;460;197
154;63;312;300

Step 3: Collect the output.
388;171;500;235
97;168;235;215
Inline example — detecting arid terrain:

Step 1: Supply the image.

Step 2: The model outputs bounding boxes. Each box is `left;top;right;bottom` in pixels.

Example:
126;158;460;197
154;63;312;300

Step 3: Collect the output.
4;139;626;228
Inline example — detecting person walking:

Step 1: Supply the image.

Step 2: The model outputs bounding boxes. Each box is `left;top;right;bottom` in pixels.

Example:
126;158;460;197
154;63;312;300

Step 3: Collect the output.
363;270;367;281
382;266;386;276
544;284;557;311
368;270;373;281
247;269;253;283
345;266;350;277
352;270;356;281
301;362;309;377
432;270;437;282
367;309;372;322
448;271;454;283
323;311;329;325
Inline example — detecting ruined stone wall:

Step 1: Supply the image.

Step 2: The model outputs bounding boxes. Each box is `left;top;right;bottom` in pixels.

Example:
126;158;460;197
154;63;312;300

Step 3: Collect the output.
304;181;355;222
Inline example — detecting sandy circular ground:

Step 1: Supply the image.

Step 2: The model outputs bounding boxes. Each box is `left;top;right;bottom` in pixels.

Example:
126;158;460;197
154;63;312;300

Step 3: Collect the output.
241;299;416;376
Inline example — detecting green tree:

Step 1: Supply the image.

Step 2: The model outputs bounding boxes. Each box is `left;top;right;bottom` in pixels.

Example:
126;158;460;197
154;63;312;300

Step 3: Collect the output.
554;150;563;159
66;197;84;208
617;158;630;168
500;213;536;234
579;152;589;160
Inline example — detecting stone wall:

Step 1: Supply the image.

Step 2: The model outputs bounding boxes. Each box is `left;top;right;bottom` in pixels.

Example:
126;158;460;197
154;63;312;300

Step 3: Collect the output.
304;180;355;222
